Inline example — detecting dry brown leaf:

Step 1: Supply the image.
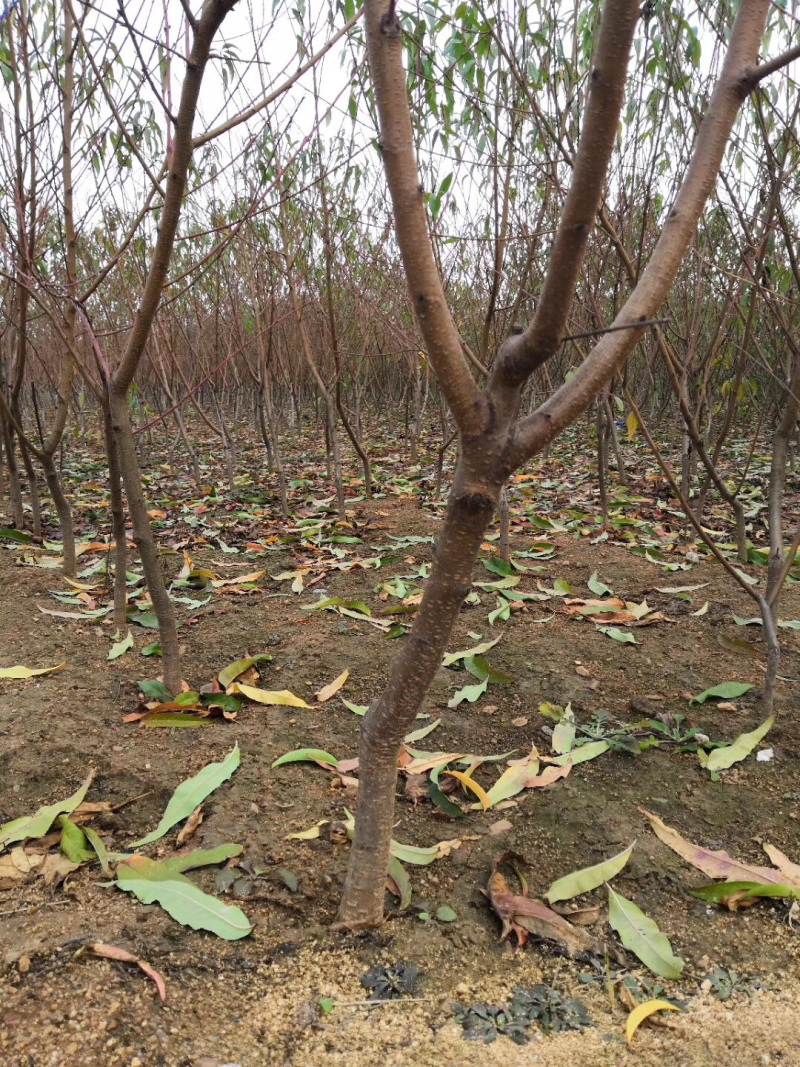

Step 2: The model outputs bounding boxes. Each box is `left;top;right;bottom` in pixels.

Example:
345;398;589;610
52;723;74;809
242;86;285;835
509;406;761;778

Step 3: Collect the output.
403;752;467;775
488;819;513;836
316;669;349;703
40;853;80;887
176;804;204;846
484;853;619;960
640;808;798;888
87;942;167;1004
763;843;800;884
0;848;44;889
551;902;602;926
210;570;264;588
523;763;571;788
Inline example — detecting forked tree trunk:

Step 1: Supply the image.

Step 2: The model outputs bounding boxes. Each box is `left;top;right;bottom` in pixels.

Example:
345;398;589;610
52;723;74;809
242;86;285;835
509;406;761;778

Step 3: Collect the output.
336;0;775;929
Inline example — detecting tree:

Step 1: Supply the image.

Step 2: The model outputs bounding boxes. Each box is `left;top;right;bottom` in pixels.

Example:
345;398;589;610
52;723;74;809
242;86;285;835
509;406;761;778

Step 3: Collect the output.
336;0;795;928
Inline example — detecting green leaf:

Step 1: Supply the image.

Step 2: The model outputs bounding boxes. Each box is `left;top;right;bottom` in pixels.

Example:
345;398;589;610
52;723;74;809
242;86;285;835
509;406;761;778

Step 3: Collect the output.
116;855;251;940
447;676;488;708
690;681;754;704
142;714;211;728
141;642;162;657
704;717;774;772
130;611;159;629
0;770;94;851
162;843;243;873
138;679;173;702
442;635;501;667
550;740;610;766
597;626;637;644
387;855;412;910
83;824;111;874
404;718;441;744
271;748;338;769
58;815;94;864
131;746;240;847
607;886;684;979
552;705;576;755
546;843;635;903
342;698;368;716
429;762;464;818
218;653;273;689
689;881;800;904
390;841;442;866
436;905;458;922
0;527;35;543
488;598;511;625
108;630;134;661
465;656;512;684
588;572;613;597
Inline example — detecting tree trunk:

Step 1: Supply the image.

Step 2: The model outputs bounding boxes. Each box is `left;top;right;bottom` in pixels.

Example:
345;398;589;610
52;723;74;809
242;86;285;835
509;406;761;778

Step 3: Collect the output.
337;462;498;927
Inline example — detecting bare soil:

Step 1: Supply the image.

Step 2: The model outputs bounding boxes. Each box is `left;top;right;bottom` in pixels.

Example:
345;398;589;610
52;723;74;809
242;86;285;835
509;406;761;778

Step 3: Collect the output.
1;439;800;1067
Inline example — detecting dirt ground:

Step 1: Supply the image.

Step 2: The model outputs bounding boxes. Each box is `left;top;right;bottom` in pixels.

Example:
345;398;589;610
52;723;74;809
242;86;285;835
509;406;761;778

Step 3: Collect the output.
1;432;799;1066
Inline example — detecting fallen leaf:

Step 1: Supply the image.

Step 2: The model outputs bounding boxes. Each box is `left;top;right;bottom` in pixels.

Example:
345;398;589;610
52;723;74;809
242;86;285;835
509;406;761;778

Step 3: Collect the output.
445;770;490;810
607;886;684;978
227;682;311;708
626;999;679;1046
485;854;614;959
272;748;338;769
286;820;329;841
0;662;66;680
210;570;264;588
40;853;80;886
0;771;95;851
108;632;134;661
116;855;251;940
316;669;349;702
131;746;240;848
689;880;799;909
690;681;754;704
87;942;167;1004
702;717;774;772
217;653;273;689
176;805;204;846
545;842;635;903
639;808;797;887
763;843;800;884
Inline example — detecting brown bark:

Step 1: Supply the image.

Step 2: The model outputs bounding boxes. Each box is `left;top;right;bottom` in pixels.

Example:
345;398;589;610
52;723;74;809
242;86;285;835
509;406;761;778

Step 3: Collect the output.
337;0;774;929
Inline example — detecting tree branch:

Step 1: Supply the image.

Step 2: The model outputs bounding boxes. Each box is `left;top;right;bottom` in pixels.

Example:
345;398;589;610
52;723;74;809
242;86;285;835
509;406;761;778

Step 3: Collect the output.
510;0;773;466
489;0;640;394
363;0;485;436
193;7;363;148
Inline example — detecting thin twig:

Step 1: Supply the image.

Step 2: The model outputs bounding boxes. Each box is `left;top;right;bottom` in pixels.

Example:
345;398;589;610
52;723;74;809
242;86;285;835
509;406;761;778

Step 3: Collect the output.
563;318;668;342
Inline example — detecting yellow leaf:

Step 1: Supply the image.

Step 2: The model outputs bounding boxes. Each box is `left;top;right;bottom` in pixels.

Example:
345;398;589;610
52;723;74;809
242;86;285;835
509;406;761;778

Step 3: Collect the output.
625;999;679;1046
626;411;638;441
227;683;311;708
211;571;264;588
286;820;329;841
0;662;66;680
691;601;709;616
445;769;490;810
316;669;349;703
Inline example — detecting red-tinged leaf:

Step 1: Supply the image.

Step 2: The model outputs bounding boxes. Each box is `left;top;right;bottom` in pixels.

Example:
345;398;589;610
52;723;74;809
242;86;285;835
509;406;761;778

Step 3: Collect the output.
86;942;166;1004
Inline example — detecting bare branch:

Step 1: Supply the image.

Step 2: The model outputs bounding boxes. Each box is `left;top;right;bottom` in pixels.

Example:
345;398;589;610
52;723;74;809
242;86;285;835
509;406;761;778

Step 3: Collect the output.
489;0;640;394
363;0;485;435
510;0;773;466
748;42;800;86
194;8;363;148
